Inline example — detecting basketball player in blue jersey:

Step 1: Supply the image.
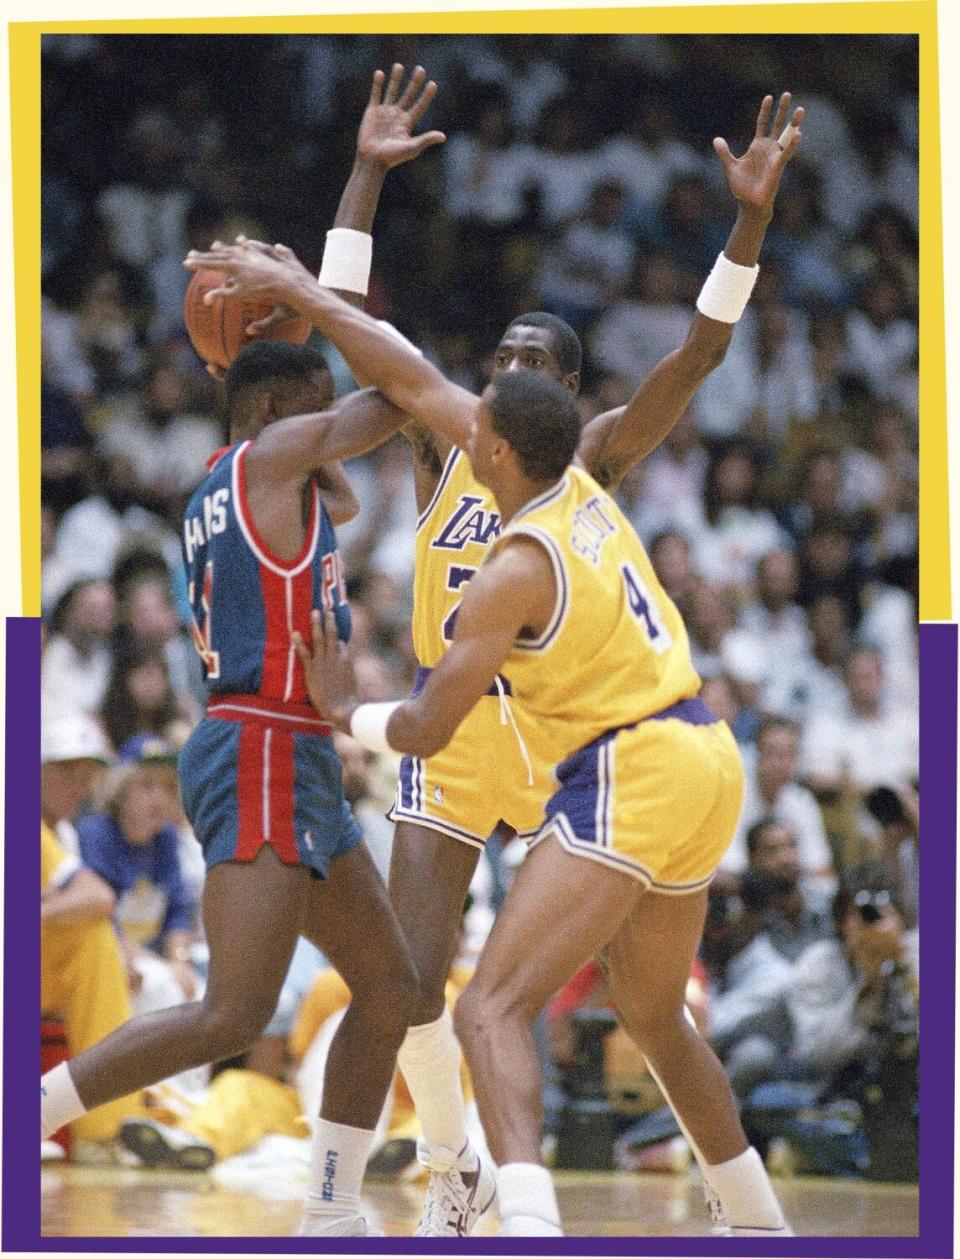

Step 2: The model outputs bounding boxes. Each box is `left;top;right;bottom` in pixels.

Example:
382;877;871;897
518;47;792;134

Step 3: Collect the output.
39;333;423;1242
186;89;803;1238
200;86;804;1236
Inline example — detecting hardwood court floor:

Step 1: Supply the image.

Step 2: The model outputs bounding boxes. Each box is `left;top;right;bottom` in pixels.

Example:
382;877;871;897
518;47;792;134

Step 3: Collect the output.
41;1165;918;1238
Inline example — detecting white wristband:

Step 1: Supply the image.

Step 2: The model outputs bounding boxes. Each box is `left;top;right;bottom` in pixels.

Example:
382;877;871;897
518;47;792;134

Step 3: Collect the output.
696;252;759;324
318;228;372;296
349;701;401;755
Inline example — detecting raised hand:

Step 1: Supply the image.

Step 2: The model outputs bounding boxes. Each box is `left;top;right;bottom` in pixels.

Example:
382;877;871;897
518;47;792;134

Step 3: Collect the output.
293;607;357;726
355;64;446;170
713;93;804;218
184;238;314;308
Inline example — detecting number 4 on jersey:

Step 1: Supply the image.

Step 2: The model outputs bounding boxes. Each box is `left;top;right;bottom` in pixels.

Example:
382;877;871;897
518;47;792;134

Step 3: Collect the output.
189;561;221;679
622;563;672;654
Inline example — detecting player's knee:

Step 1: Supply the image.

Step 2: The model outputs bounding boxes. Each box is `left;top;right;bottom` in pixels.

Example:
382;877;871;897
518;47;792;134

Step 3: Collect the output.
382;959;421;1033
200;994;276;1059
454;979;536;1050
618;999;686;1053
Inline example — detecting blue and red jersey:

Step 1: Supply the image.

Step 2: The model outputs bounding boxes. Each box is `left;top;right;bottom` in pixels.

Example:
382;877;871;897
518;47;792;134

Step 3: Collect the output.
182;441;350;705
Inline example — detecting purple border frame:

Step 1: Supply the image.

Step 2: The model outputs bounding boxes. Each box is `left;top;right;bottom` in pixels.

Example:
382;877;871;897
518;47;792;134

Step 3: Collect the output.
8;617;954;1255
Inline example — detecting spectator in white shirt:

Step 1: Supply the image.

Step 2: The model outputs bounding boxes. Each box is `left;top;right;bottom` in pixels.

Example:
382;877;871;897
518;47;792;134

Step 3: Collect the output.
527;94;603;227
591;253;693;391
599;92;704;217
800;648;919;795
692;442;787;594
42;579;117;718
739;548;811;665
535;180;635;333
762;592;850;722
626;406;708;543
724;717;834;884
442;82;537;229
843;271;917;402
96;361;220;499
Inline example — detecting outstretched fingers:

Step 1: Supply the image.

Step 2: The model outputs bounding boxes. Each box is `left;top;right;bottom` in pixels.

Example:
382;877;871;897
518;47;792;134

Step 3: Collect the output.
771;92;792;138
754;94;774;138
382;63;404;106
775;105;805;164
369;68;385;106
397;64;426;112
408;77;439;126
712;135;736;170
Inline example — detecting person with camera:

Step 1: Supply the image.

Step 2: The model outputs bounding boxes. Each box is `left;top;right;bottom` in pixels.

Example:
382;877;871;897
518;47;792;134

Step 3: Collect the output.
788;862;917;1080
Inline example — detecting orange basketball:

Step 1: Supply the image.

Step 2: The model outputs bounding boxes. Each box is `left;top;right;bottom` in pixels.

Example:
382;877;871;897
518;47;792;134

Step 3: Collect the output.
183;268;313;370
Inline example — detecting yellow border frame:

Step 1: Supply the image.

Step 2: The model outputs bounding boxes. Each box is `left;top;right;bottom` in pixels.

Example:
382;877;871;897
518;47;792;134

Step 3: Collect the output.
12;2;947;619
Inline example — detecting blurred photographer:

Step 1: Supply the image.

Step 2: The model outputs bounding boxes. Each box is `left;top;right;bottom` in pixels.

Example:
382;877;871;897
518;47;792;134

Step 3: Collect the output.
766;861;919;1179
864;783;919;929
788;861;917;1079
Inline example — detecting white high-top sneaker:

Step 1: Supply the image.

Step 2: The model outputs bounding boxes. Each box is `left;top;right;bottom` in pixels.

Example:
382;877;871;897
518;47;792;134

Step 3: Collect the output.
414;1139;497;1237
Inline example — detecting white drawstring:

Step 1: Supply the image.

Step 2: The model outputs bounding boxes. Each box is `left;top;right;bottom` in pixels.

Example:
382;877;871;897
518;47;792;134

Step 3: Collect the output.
494;675;534;786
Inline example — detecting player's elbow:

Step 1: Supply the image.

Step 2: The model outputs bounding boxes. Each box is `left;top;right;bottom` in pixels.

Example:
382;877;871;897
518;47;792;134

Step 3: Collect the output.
681;326;732;378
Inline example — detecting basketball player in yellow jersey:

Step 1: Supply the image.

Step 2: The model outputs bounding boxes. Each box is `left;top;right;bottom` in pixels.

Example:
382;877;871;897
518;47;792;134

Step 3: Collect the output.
189;90;802;1236
288;375;792;1239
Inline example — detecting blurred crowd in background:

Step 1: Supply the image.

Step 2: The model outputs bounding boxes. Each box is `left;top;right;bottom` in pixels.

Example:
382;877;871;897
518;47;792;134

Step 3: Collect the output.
40;33;919;1179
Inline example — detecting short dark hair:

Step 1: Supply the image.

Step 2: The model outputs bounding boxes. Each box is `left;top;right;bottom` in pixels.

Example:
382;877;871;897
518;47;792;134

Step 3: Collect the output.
223;341;331;416
487;371;581;481
746;816;787;860
504;311;582;376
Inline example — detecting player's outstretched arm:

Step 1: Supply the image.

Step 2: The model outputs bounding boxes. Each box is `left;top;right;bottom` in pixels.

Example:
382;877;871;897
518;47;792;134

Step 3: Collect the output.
245;64;444;335
293;539;555;758
246;385;408;486
318;64;446;311
579;93;804;493
185;241;478;448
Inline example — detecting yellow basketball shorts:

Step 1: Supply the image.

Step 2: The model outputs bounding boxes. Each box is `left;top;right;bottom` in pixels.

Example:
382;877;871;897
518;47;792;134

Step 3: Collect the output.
388;672;545;848
533;697;745;894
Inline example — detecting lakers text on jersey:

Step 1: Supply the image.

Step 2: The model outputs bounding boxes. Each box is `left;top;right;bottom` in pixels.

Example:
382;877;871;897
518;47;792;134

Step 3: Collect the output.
390;447;542;845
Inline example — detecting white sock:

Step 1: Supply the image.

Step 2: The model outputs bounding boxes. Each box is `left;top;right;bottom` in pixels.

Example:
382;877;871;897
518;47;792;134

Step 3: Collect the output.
497;1162;561;1232
397;1008;468;1155
705;1146;786;1230
41;1062;86;1140
301;1119;375;1225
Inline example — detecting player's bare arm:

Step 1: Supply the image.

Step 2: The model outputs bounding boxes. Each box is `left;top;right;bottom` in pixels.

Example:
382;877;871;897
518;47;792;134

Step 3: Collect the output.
247;385;406;476
311;461;360;526
294;538;556;757
185;242;479;450
246;63;445;334
578;93;804;493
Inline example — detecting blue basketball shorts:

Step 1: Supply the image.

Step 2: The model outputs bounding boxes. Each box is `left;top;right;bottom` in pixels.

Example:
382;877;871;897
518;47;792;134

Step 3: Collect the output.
178;702;361;880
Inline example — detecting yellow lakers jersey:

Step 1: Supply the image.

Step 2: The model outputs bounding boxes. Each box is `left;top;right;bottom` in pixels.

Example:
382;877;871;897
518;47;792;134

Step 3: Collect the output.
489;464;702;767
413;448;503;668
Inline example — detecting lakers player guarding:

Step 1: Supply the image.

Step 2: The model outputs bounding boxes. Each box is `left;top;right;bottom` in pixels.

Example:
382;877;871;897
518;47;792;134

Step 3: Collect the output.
203;88;802;1235
188;91;802;1236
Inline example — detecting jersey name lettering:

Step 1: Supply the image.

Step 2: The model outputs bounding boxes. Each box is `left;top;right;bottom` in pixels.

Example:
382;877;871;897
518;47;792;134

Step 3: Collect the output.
570;496;617;564
431;495;501;552
183;488;230;563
